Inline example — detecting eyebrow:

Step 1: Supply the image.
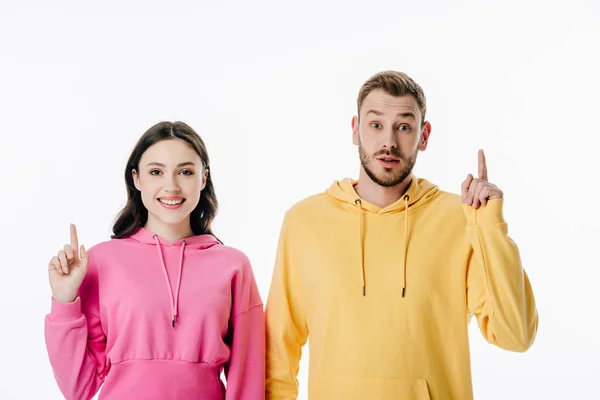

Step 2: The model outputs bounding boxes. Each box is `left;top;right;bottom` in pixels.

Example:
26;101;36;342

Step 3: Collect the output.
365;109;416;119
146;161;197;168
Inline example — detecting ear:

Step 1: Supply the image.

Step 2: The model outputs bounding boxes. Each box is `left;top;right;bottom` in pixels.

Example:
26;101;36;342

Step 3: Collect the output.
201;168;209;190
352;116;360;146
418;121;431;151
132;169;141;191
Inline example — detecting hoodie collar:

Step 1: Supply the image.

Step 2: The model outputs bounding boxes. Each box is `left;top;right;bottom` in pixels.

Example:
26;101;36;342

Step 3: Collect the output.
326;176;439;214
128;227;220;250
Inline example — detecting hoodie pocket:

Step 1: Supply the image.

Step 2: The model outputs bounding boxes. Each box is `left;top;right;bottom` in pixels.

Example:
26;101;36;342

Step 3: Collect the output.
314;375;431;399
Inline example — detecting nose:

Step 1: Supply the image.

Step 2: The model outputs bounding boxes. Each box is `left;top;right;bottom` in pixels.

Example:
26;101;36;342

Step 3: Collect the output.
381;126;398;149
164;175;181;192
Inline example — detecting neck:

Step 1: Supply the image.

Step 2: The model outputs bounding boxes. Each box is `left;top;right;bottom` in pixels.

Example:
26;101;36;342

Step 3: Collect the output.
144;217;194;242
355;169;413;209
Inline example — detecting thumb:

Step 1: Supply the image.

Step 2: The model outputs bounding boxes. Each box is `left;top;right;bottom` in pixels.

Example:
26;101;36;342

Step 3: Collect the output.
461;173;473;200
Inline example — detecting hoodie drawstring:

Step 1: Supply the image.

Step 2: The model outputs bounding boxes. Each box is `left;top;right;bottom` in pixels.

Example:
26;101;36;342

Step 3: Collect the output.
356;194;410;297
355;199;366;296
153;235;186;328
401;194;410;297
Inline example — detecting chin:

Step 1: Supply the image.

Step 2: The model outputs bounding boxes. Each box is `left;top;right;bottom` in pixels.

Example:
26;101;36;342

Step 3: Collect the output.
371;171;409;188
375;169;400;180
149;210;187;225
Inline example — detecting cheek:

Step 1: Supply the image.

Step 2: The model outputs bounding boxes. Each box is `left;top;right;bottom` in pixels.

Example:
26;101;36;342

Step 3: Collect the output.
359;131;377;149
184;178;203;199
400;134;420;149
138;180;160;202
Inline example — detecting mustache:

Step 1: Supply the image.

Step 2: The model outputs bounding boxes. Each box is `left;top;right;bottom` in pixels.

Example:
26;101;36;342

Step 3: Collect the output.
374;148;403;159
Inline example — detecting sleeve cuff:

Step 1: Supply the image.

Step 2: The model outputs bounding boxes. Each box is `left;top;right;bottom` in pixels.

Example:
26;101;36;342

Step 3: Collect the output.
50;296;83;321
463;198;506;226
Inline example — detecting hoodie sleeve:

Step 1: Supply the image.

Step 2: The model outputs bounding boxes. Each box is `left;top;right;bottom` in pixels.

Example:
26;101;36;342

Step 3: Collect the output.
44;253;108;400
464;198;539;352
224;257;265;400
265;213;309;400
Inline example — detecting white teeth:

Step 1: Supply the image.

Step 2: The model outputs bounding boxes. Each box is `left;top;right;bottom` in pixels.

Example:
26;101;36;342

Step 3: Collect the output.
159;199;183;205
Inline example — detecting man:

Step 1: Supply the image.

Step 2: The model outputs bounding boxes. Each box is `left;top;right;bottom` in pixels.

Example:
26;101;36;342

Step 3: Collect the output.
264;71;538;400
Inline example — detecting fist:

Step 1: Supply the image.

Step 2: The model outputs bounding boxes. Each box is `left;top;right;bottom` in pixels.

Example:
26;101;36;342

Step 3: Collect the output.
461;149;503;209
48;224;89;303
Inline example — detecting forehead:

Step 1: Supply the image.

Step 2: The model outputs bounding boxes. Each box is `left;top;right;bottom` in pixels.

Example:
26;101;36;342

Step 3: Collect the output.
361;89;420;119
140;139;201;163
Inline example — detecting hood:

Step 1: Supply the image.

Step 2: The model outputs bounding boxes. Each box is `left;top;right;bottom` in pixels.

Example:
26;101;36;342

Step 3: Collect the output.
127;227;220;250
325;176;439;213
325;176;439;297
123;227;220;327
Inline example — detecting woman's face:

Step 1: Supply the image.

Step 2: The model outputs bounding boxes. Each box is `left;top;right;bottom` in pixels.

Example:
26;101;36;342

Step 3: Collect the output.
133;138;207;233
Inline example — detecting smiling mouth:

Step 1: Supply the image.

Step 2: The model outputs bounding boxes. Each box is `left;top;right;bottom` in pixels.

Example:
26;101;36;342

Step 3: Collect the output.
158;198;185;205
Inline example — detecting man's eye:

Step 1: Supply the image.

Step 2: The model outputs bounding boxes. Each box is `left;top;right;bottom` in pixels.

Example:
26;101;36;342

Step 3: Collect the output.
398;124;410;131
371;122;382;129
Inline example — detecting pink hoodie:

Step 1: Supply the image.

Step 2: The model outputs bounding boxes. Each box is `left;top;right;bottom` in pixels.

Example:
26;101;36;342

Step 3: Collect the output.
44;227;265;400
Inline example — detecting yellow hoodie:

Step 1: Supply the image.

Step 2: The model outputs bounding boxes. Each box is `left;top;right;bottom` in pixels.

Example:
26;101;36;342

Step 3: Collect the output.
265;177;538;400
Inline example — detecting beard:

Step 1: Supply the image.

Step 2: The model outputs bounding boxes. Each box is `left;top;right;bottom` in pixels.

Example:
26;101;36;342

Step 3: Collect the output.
359;141;418;188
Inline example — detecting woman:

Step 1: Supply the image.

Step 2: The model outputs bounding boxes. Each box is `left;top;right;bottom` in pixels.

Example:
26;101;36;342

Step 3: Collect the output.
44;121;265;400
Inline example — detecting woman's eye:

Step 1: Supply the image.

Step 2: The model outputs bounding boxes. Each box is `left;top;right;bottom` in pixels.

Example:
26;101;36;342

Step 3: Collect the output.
150;170;162;175
180;170;193;175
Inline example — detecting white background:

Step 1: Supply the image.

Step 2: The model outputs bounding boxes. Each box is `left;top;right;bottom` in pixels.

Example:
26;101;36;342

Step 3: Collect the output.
1;0;599;399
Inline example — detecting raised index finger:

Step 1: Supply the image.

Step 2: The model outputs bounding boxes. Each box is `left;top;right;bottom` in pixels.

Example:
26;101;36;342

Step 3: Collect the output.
70;223;79;250
478;149;488;181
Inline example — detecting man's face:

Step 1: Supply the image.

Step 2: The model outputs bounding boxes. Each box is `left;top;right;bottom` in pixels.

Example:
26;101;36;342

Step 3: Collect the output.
352;89;430;187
